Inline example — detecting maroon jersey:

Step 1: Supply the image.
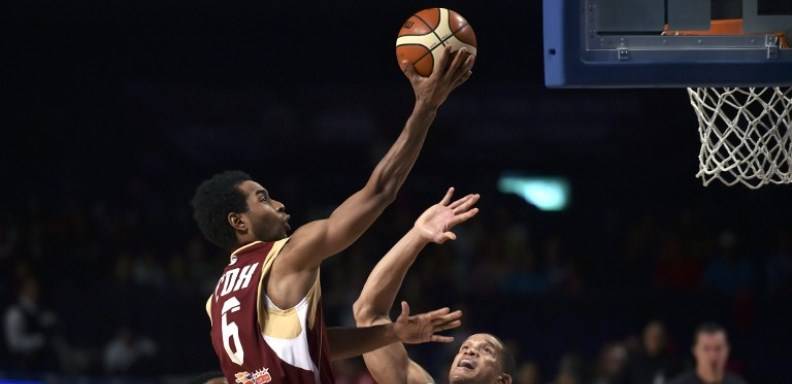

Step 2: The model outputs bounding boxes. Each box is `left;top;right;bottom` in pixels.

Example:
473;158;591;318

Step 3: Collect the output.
206;239;334;384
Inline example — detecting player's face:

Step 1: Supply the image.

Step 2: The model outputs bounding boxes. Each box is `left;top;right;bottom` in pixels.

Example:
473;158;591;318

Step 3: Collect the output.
693;332;729;375
237;180;291;241
449;334;508;384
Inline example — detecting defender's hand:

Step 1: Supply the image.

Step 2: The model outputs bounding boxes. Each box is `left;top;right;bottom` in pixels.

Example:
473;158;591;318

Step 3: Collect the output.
414;187;480;244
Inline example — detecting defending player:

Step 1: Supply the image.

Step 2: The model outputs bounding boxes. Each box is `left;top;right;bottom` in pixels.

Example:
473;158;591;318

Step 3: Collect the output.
353;188;515;384
192;48;475;384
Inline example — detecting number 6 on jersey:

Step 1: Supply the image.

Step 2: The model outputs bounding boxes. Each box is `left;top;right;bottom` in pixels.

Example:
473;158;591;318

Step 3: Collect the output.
221;297;244;365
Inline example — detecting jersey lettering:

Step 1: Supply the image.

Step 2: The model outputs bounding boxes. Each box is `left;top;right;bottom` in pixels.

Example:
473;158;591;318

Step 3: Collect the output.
218;263;260;297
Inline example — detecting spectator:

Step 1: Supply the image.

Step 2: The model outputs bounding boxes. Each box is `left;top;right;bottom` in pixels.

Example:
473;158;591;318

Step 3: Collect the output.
668;323;746;384
593;342;627;384
623;321;681;384
103;327;158;374
554;353;583;384
3;276;59;371
516;361;540;384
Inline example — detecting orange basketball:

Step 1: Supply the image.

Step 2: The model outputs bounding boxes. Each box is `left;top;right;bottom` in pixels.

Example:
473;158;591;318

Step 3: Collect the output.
395;8;477;77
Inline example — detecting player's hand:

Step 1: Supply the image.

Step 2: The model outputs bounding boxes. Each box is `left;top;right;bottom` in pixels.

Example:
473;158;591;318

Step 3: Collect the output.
402;47;475;109
414;187;479;244
393;301;462;344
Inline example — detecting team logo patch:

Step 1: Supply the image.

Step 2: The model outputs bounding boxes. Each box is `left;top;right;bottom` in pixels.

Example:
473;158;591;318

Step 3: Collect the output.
234;368;272;384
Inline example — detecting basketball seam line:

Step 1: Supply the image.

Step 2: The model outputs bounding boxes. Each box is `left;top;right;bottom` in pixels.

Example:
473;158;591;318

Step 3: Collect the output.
447;23;472;46
405;23;471;68
397;43;436;72
397;33;439;38
444;23;471;46
412;11;444;47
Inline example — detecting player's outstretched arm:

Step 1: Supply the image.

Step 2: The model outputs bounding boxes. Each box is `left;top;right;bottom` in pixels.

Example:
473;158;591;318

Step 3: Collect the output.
326;302;460;362
353;188;479;384
277;48;476;272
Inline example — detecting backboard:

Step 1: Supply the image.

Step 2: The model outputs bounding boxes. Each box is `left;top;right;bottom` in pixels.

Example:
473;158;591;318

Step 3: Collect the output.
543;0;792;88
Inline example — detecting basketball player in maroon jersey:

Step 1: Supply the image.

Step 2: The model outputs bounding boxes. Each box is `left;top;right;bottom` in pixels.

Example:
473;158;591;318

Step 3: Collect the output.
354;188;515;384
192;47;475;384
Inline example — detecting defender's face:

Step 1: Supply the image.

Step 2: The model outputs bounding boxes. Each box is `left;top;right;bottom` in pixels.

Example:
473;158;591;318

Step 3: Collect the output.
449;334;506;384
693;332;729;375
237;180;290;241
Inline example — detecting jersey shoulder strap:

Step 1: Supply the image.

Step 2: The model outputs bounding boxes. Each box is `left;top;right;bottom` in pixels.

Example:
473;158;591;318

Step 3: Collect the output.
255;237;291;333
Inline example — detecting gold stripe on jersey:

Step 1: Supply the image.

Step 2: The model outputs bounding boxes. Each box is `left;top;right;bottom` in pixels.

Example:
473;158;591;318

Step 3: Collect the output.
262;305;302;339
231;240;264;257
205;296;213;325
256;237;291;337
260;271;320;338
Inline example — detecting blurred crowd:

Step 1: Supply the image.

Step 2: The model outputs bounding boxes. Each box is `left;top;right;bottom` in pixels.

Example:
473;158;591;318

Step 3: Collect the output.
1;175;790;383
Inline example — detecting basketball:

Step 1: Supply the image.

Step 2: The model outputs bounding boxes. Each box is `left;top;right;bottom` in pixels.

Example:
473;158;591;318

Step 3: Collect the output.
396;8;477;77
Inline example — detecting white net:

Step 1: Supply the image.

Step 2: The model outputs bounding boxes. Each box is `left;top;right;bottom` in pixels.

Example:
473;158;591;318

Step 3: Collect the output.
687;86;792;189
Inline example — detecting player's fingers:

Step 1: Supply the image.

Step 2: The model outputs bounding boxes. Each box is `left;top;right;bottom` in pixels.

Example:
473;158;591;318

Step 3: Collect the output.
432;309;463;324
426;307;451;318
451;51;473;81
431;314;462;329
440;187;455;206
464;54;476;71
401;60;420;82
436;320;463;333
449;208;479;226
431;335;455;343
443;48;468;81
451;53;475;86
455;69;473;88
431;47;452;79
398;301;410;320
448;194;474;210
452;194;480;214
442;231;457;242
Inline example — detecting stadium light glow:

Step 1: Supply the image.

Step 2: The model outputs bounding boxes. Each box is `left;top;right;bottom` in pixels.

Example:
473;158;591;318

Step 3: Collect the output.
497;175;570;211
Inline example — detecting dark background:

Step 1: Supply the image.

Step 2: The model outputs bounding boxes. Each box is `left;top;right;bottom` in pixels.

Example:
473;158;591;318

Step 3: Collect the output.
2;1;791;383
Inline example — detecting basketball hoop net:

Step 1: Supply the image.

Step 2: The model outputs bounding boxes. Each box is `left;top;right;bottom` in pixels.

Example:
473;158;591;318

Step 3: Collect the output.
665;19;792;188
688;86;792;189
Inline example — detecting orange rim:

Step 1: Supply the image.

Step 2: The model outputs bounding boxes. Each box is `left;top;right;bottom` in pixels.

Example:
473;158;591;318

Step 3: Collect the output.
663;18;789;48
